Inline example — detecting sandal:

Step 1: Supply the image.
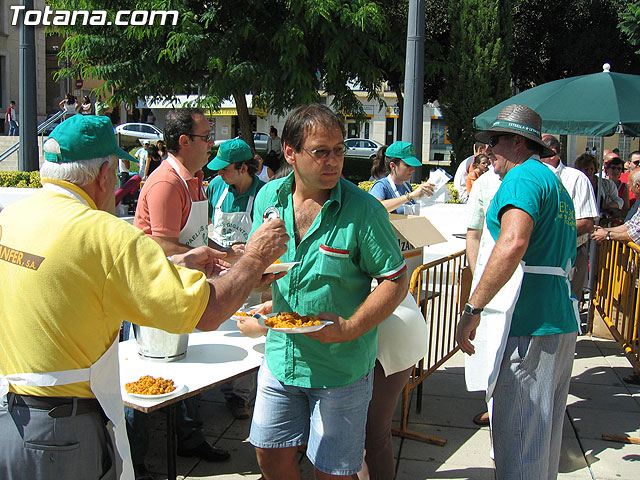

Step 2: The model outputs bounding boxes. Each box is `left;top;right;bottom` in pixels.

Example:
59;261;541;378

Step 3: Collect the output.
473;411;490;426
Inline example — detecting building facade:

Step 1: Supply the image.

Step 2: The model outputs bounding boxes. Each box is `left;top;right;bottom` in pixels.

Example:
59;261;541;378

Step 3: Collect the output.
0;0;48;133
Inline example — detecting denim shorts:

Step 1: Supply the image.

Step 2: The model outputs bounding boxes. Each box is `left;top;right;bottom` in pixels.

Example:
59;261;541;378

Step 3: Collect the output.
249;360;373;476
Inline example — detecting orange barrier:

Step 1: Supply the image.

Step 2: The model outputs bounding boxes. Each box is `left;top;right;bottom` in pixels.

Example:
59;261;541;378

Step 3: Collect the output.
591;240;640;374
392;250;468;446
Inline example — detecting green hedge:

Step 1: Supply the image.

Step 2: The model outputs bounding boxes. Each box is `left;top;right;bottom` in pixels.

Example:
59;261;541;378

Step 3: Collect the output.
0;171;41;188
357;179;461;204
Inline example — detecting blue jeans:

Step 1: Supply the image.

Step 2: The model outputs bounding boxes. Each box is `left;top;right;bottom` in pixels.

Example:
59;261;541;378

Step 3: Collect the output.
7;120;18;136
250;361;373;476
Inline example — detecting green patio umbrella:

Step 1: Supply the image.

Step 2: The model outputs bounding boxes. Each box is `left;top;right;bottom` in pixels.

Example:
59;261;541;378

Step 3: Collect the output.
474;65;640;137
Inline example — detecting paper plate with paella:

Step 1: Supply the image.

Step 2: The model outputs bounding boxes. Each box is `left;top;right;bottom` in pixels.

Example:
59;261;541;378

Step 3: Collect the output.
258;312;333;334
124;375;185;399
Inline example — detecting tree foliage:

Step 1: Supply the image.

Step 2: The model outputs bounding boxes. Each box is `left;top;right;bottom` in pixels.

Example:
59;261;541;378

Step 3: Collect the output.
619;0;640;52
48;0;395;146
439;0;513;164
511;0;640;90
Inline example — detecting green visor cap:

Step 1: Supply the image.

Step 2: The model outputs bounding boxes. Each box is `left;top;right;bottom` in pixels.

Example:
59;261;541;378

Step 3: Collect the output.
385;141;421;167
207;138;252;170
44;115;136;163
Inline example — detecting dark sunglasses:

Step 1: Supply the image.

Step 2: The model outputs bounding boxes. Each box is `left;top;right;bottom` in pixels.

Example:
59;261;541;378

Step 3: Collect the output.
488;134;512;148
189;132;214;142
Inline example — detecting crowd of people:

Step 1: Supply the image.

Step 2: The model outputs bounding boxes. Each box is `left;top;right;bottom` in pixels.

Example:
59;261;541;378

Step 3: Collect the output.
2;100;640;480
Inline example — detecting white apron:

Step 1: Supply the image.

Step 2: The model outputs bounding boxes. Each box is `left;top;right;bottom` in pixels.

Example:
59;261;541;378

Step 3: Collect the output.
0;181;134;479
386;174;416;215
211;186;254;248
465;221;580;402
377;291;429;376
167;157;208;248
1;339;132;479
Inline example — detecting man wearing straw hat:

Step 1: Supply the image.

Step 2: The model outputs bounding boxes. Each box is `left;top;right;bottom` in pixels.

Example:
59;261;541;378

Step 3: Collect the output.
456;104;579;479
0;115;288;480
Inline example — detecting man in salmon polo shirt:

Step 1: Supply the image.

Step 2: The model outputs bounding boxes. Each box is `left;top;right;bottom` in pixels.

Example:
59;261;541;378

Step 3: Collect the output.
130;108;242;479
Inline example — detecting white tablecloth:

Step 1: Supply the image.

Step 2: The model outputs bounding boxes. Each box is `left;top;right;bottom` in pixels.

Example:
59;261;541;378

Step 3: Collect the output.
419;203;468;263
120;319;264;412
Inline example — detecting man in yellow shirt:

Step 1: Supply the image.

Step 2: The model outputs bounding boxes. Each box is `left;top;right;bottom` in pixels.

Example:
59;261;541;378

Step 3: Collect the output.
0;115;288;480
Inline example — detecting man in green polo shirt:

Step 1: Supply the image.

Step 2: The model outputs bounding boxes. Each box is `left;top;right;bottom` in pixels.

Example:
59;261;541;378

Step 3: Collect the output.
247;104;407;479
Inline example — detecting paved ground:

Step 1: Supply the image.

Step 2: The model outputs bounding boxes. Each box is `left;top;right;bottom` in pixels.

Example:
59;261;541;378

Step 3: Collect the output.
140;334;640;479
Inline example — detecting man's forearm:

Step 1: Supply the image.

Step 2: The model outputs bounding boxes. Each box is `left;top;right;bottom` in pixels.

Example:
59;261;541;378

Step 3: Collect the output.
593;224;634;243
468;239;526;309
151;235;191;255
197;254;269;331
606;226;632;242
348;274;408;338
468;208;532;309
576;218;594;237
466;228;482;274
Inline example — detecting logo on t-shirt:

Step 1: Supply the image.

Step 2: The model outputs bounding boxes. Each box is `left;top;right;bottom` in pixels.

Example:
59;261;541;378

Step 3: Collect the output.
0;228;45;270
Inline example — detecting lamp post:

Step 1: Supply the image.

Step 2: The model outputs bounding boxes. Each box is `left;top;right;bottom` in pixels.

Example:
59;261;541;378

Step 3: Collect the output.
18;0;38;171
402;0;425;182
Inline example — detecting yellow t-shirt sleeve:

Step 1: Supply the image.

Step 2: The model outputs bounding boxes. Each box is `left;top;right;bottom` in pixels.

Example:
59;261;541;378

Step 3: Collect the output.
103;233;210;333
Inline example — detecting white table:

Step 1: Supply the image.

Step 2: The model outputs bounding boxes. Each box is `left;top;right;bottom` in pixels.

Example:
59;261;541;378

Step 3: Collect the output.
419;203;468;263
119;319;265;479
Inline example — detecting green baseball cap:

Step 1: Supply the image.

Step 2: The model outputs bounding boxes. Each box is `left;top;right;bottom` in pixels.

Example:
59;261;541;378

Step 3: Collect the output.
207;138;252;170
385;141;422;167
44;115;136;163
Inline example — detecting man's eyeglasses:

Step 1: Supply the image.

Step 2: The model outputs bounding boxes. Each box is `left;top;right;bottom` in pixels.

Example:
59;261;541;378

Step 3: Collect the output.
189;132;214;142
488;134;512;148
302;145;348;160
633;161;640;166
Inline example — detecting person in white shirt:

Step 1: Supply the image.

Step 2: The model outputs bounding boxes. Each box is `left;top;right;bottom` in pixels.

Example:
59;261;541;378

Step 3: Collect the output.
542;135;598;299
265;126;282;171
134;140;150;179
466;156;501;271
464;154;501;428
5;101;18;136
453;142;486;203
254;153;274;182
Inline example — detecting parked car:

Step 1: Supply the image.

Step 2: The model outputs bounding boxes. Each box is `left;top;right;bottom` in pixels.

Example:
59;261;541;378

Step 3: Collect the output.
214;132;269;151
344;138;383;160
115;123;163;149
41;120;62;136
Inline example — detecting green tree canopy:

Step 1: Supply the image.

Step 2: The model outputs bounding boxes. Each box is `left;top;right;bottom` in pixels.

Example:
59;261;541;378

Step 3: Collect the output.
620;0;640;52
512;0;640;90
439;0;513;164
49;0;395;147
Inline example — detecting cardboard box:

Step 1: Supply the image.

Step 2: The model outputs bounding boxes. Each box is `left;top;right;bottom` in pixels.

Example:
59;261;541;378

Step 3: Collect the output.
389;214;447;277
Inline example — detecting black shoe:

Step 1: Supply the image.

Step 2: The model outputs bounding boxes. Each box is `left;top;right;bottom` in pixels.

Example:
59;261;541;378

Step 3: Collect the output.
226;395;250;420
623;373;640;385
133;464;154;480
178;441;230;462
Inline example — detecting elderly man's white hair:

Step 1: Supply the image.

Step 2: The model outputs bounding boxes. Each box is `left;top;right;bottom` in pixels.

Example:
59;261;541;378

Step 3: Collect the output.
41;138;116;187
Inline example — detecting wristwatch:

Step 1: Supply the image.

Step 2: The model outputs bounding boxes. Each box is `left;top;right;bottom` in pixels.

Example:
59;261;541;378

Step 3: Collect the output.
463;302;483;315
606;231;612;241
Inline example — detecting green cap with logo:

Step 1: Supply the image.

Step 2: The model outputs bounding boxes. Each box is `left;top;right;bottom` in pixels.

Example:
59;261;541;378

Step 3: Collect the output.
385;141;421;167
44;115;136;163
207;138;252;170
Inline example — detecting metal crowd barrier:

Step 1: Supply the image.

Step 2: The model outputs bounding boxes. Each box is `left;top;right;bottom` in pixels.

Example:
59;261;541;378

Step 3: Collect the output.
392;250;469;446
591;240;640;374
